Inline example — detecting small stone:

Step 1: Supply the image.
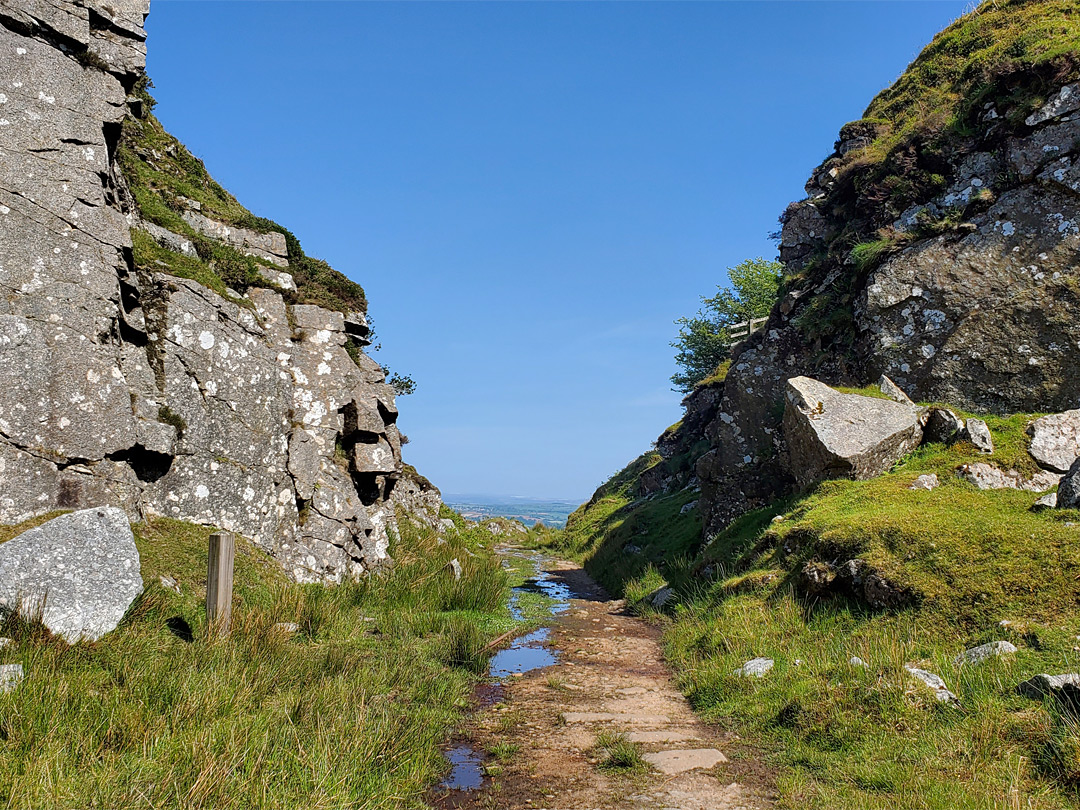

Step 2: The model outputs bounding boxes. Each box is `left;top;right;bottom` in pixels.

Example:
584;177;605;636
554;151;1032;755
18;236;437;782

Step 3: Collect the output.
850;656;868;668
733;657;774;678
954;640;1018;666
650;587;673;608
273;622;299;635
0;638;11;650
963;419;994;454
0;664;23;693
910;474;939;491
905;665;958;704
448;558;462;581
878;375;914;405
159;575;181;594
1032;492;1058;511
680;500;698;515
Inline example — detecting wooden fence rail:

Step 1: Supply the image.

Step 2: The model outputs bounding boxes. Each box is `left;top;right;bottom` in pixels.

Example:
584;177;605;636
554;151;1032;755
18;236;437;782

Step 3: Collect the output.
727;316;769;346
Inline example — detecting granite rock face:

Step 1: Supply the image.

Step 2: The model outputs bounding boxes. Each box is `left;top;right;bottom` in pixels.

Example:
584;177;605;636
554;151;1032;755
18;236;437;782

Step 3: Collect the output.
0;0;439;582
0;507;142;641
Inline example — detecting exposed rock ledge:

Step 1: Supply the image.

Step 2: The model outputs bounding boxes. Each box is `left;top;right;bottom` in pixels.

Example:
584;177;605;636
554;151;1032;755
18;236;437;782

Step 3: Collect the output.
0;0;437;582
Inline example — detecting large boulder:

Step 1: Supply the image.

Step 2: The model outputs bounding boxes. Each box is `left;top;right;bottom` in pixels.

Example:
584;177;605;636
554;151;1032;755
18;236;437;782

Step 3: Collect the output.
1028;410;1080;473
0;508;143;642
782;377;924;488
1058;457;1080;510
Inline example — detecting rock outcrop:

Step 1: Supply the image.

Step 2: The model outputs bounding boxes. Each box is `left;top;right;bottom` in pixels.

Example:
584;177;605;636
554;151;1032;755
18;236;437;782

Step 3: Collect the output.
0;0;438;582
0;507;142;641
684;6;1080;540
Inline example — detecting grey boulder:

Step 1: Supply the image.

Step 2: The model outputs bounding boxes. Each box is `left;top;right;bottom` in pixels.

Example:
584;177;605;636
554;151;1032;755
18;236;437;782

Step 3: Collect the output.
1058;457;1080;510
1028;410;1080;473
782;376;924;488
0;507;143;642
954;640;1017;666
924;408;965;444
963;419;995;454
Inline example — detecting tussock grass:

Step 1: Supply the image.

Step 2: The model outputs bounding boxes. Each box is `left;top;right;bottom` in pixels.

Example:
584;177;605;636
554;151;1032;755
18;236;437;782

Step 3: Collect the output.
594;731;647;773
0;515;510;809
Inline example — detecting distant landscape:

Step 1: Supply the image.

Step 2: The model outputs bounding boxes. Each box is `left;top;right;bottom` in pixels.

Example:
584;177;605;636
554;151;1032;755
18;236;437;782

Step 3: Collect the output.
444;495;581;528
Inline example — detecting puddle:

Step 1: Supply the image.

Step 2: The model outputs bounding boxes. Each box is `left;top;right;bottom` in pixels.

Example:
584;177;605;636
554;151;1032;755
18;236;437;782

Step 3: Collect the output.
441;746;485;791
434;552;576;802
489;628;557;678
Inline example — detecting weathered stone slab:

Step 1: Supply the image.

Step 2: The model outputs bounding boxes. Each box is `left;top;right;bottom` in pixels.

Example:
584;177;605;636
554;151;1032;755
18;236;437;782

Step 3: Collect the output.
1028;410;1080;473
181;210;288;267
0;507;142;642
644;748;728;775
783;376;924;488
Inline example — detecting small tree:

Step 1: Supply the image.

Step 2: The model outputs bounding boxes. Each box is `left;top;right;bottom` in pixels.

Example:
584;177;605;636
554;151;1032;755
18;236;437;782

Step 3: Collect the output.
670;257;782;392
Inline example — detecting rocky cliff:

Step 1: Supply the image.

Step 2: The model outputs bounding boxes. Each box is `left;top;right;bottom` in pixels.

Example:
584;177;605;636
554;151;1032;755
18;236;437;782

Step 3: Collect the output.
668;0;1080;538
0;0;439;582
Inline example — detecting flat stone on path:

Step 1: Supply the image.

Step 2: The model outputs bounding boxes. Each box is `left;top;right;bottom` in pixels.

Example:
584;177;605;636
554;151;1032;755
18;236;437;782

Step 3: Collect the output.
560;711;671;725
628;730;702;744
645;748;729;775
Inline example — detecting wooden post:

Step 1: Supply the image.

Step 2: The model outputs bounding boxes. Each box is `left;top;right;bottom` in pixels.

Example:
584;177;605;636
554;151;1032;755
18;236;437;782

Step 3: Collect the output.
206;531;235;635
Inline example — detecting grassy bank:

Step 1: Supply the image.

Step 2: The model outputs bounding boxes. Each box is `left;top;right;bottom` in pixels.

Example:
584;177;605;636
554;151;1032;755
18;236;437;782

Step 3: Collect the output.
534;410;1080;809
0;514;515;809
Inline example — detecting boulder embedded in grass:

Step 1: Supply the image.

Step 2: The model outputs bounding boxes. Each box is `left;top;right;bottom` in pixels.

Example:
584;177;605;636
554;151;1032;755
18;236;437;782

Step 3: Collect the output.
0;664;23;693
1027;410;1080;473
963;419;994;454
954;641;1017;666
0;507;142;642
1058;458;1080;510
733;657;774;678
924;407;965;444
904;665;959;704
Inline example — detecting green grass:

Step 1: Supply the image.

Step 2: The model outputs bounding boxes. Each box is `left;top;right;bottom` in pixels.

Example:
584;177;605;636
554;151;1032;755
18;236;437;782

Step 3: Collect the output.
555;402;1080;808
0;515;515;809
594;731;648;773
119;111;367;316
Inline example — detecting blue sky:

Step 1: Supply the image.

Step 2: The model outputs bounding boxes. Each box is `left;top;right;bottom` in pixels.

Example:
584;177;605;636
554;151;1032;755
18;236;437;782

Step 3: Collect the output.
146;0;971;501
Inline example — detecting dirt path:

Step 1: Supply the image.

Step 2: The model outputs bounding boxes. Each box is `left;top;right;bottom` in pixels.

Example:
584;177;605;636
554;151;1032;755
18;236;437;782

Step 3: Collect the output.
430;556;773;810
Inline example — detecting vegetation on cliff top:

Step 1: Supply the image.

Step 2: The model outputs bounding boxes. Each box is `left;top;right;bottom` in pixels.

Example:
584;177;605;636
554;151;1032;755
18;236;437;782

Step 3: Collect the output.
119;97;368;316
0;515;516;809
538;405;1080;809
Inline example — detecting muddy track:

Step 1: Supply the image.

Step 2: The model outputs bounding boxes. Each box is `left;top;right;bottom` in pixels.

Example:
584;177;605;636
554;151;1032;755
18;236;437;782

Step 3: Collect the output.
429;553;775;810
